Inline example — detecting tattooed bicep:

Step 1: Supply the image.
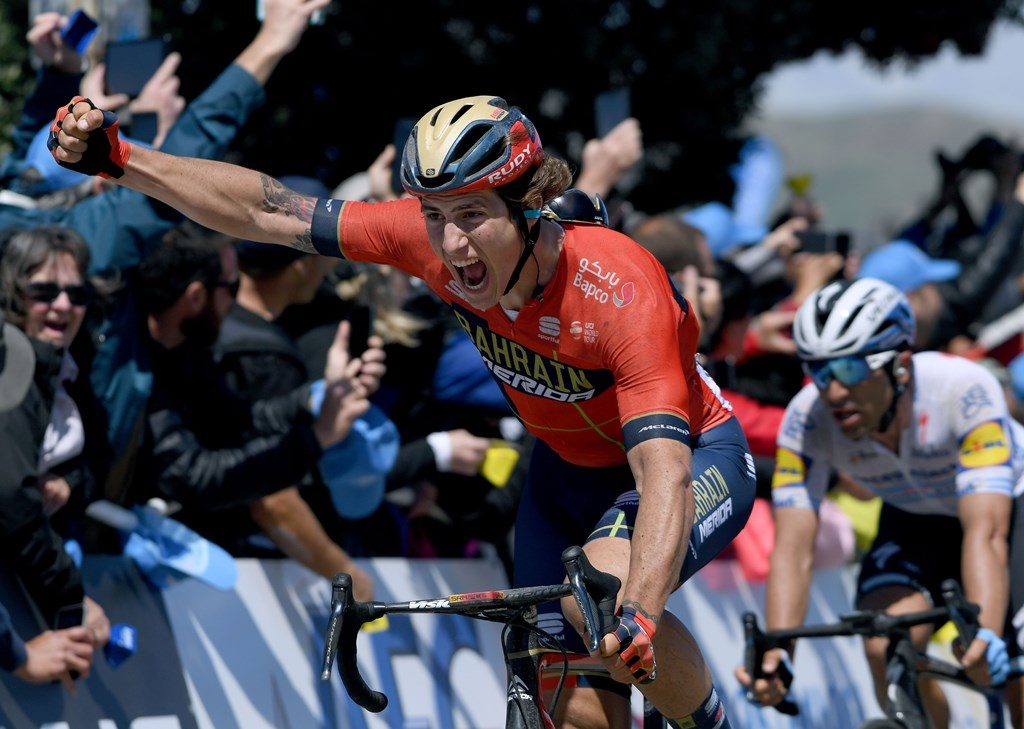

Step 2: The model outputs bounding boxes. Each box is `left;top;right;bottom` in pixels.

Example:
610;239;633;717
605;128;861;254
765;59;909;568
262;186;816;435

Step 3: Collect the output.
259;174;317;251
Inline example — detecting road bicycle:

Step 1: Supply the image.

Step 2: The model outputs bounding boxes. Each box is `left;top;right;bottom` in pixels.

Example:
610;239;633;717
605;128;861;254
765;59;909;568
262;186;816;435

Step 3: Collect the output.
320;545;665;729
743;578;1010;728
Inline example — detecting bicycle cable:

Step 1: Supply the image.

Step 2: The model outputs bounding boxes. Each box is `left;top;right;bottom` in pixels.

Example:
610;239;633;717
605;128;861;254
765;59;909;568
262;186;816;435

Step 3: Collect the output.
501;615;571;722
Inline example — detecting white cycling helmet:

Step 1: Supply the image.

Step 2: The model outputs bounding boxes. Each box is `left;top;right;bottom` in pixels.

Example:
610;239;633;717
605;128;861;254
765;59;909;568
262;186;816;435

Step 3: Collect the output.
793;278;915;361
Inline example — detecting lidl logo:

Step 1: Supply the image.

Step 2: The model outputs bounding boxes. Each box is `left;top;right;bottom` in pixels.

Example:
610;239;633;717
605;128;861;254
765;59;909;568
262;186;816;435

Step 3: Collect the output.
772;447;807;488
959;421;1010;468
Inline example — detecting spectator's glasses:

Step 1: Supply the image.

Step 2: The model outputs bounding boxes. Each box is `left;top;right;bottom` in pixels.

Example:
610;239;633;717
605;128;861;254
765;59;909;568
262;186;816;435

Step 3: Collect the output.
804;351;896;390
25;282;90;307
216;279;240;298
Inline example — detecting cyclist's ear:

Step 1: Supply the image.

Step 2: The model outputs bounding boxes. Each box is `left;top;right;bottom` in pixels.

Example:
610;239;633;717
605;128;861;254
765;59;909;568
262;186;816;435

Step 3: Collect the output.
894;351;912;384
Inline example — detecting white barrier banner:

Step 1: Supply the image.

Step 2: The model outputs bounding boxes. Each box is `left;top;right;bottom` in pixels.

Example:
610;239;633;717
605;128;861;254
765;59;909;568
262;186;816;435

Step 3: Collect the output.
162;557;998;728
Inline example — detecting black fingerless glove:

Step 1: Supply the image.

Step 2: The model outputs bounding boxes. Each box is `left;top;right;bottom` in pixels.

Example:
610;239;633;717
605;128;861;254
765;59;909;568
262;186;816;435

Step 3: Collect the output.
48;95;132;179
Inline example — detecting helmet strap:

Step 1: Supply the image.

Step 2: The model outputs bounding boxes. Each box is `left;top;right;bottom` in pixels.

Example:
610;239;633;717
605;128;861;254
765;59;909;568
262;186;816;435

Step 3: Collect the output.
877;357;908;433
502;208;543;297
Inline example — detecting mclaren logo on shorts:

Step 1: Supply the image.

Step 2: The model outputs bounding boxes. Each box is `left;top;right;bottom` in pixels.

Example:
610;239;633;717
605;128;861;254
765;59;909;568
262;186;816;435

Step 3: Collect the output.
451;305;613;402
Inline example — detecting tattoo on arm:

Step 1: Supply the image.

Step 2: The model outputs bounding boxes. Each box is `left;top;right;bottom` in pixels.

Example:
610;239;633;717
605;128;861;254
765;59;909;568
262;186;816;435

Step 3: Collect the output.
259;173;317;252
621;600;659;625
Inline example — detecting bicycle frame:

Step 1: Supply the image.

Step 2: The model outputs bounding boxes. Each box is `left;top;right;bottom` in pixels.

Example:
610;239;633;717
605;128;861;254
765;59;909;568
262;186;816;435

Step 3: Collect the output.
321;545;623;729
743;579;1001;728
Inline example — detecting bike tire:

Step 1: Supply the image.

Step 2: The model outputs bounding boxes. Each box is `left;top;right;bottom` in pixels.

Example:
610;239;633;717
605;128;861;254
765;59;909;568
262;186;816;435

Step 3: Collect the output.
858;720;905;729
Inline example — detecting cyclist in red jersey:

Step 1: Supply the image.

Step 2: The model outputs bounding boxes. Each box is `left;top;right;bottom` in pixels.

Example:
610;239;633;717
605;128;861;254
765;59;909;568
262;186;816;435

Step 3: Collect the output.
51;93;754;729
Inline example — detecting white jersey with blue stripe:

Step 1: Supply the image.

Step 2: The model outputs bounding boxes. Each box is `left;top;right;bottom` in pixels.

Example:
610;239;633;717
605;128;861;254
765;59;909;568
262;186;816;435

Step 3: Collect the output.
772;352;1024;516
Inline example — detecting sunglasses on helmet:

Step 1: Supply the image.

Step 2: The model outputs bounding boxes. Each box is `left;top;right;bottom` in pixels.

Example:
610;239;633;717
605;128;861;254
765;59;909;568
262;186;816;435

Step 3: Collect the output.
26;282;90;307
803;351;897;390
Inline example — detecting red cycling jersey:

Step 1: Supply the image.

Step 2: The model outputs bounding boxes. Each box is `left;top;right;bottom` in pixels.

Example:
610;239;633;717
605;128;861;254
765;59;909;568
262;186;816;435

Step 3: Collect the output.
312;197;733;468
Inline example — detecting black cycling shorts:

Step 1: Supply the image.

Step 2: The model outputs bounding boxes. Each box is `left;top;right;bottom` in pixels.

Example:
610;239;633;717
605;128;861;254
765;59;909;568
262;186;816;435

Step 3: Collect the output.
858;498;1024;657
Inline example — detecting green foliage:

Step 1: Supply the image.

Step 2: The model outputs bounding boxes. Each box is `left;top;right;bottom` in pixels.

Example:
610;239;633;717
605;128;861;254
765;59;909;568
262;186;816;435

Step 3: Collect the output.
0;3;31;159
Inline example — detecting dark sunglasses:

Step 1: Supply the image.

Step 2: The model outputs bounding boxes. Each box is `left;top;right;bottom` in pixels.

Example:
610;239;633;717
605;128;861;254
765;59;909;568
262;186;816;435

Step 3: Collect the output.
26;282;90;306
216;279;240;298
803;351;896;390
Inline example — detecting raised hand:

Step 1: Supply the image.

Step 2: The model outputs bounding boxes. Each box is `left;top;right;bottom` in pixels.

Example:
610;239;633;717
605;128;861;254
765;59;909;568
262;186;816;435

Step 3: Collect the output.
48;97;132;178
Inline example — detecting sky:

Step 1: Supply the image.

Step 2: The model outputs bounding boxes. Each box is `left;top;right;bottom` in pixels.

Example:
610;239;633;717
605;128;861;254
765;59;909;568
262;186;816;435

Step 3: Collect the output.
760;20;1024;121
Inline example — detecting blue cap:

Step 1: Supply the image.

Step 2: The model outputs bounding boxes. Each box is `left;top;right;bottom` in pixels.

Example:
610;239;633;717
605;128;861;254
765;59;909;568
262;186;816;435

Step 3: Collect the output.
858;240;961;293
1008;352;1024;402
124;506;238;590
681;202;766;258
316;400;400;520
103;624;137;669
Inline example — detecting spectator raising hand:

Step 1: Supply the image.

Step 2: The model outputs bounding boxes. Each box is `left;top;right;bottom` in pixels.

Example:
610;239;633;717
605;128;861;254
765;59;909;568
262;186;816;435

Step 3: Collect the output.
367;144;399;202
313;320;372;448
236;0;332;84
78;63;131;116
128;53;186;149
575;117;643;198
27;13;84;74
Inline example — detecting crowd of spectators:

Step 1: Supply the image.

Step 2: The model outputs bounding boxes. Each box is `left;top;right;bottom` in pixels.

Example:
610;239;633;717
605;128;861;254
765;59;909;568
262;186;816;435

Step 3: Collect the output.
4;0;1024;696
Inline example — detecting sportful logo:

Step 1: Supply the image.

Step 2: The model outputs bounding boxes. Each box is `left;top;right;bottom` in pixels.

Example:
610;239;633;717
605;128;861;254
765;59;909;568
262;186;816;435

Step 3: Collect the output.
538;316;560;341
486;142;534;185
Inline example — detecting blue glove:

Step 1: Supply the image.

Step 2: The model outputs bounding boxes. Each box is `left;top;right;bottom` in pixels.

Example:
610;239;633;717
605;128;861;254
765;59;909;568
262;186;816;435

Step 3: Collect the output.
976;628;1010;686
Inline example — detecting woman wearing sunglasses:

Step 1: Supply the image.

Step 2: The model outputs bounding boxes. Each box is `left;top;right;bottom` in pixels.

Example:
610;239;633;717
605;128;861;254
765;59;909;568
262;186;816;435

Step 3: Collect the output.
738;277;1024;728
0;225;112;656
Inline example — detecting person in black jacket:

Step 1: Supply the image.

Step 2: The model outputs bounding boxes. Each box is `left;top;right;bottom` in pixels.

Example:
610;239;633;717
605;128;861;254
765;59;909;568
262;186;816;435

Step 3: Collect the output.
0;227;110;657
213;208;374;599
859;172;1024;351
125;225;384;578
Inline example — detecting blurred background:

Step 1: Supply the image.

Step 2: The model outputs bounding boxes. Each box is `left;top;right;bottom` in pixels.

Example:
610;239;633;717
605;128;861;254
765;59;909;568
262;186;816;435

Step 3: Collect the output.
3;0;1023;251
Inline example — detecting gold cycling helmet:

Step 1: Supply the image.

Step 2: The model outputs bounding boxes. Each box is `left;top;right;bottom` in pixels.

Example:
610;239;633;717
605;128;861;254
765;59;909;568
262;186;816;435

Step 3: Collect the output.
399;95;544;196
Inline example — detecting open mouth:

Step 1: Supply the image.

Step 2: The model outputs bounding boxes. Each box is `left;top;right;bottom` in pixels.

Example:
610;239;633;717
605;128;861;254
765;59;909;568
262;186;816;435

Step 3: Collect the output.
452;257;489;291
833;408;860;428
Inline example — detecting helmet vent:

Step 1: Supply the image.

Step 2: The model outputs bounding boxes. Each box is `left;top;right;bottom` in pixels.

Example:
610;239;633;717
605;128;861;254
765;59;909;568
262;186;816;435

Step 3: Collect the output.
448;124;490;165
430;108;443;126
450;104;473;126
836;302;868;337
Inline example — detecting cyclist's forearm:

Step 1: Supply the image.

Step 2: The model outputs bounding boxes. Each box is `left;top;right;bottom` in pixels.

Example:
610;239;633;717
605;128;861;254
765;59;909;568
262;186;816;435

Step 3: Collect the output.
765;540;815;647
122;146;315;250
624;442;692;621
961;528;1009;632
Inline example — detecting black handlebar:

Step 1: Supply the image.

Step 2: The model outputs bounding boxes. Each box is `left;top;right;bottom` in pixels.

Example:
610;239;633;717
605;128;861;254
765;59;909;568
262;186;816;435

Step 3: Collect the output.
742;579;980;717
322;546;622;713
742;613;800;716
320;572;388;712
562;545;621;652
